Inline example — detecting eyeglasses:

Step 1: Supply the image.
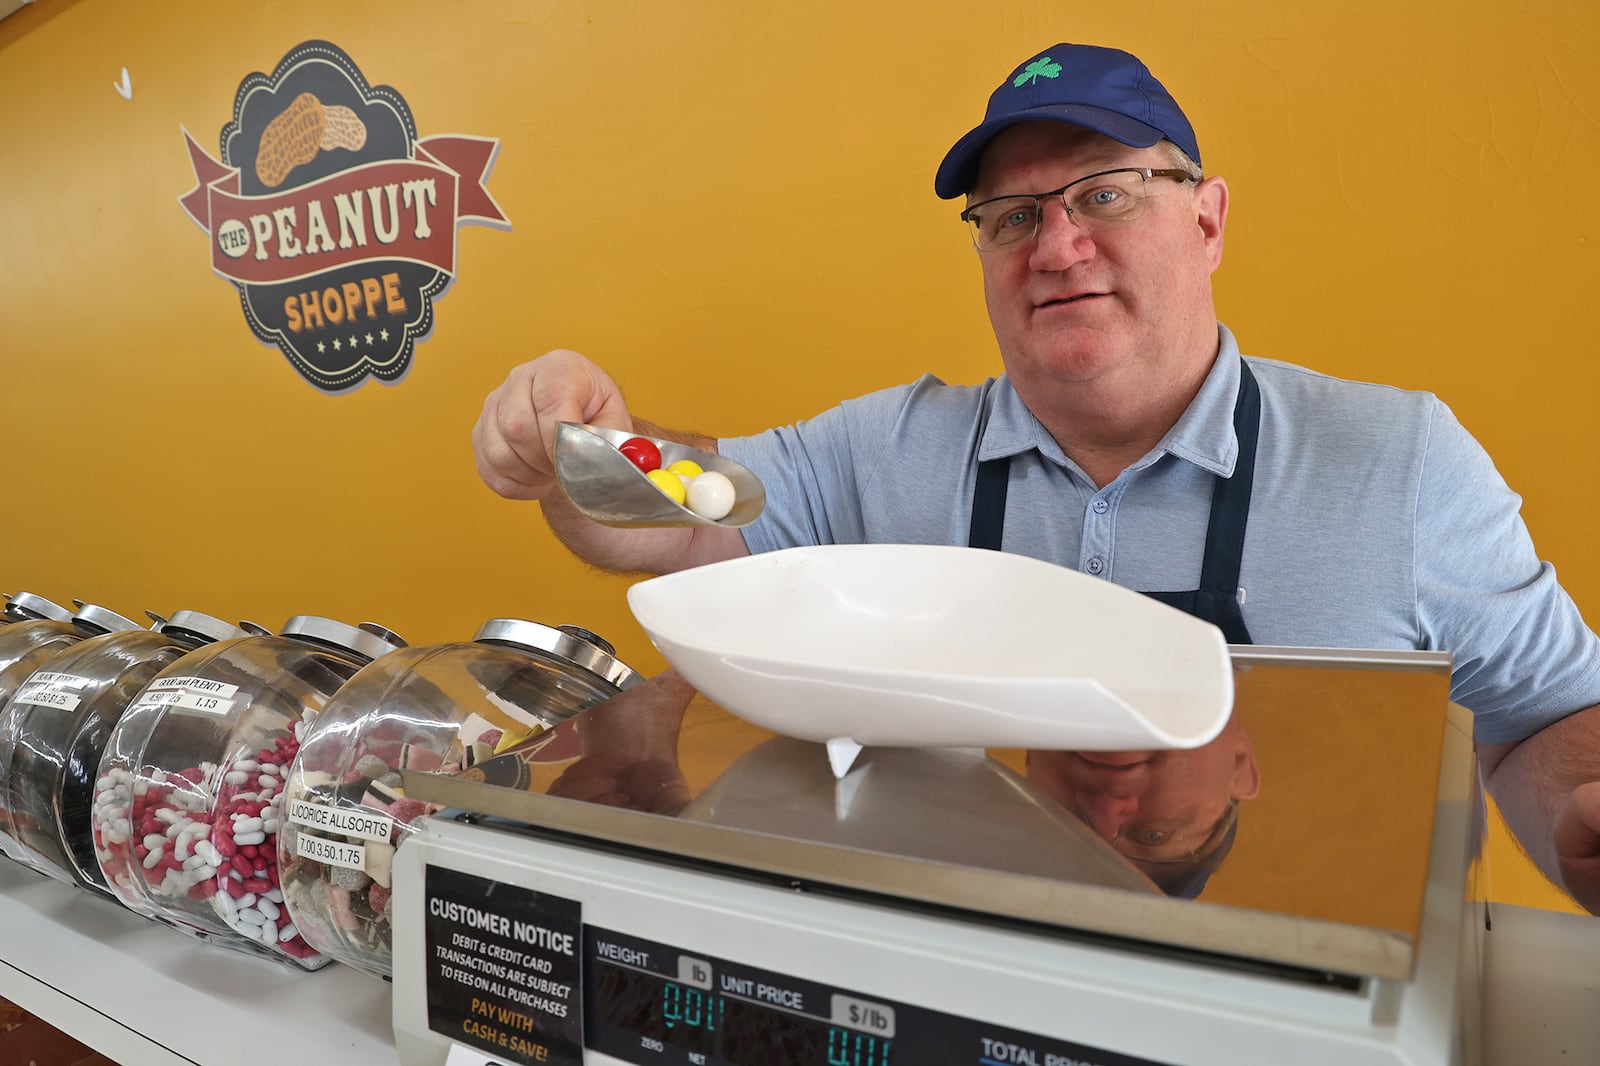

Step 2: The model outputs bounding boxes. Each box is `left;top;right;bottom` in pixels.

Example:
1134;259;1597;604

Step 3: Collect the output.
1111;798;1238;866
960;167;1195;252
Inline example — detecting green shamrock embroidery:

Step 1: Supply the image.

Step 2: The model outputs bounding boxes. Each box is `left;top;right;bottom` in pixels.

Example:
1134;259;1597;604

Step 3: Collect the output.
1014;57;1063;87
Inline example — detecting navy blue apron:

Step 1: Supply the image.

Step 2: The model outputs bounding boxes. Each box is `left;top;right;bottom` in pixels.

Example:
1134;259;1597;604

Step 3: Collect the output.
967;361;1260;645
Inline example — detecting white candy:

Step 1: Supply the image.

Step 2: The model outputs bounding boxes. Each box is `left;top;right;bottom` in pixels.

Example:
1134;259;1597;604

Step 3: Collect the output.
686;471;736;520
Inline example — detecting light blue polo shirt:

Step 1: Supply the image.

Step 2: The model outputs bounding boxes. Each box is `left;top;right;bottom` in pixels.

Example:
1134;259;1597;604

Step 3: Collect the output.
719;323;1600;744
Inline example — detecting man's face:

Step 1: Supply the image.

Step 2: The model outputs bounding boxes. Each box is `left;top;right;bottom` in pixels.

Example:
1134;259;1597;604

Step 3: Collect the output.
1026;721;1258;864
968;122;1228;400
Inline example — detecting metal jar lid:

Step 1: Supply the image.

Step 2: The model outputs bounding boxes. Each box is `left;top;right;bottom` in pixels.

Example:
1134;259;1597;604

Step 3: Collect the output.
153;610;247;647
472;618;642;690
5;592;72;623
70;601;143;635
280;616;408;664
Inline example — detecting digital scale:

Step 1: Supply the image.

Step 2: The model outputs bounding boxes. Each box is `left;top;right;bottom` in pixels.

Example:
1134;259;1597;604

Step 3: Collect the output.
388;647;1481;1066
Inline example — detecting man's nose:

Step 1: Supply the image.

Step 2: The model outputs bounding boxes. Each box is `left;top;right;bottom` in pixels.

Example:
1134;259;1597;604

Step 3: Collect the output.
1028;198;1094;271
1082;793;1139;841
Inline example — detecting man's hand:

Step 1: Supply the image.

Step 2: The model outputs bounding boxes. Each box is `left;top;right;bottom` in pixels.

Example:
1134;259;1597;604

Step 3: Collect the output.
547;752;692;815
470;350;749;574
472;349;632;501
1554;780;1600;913
546;670;699;815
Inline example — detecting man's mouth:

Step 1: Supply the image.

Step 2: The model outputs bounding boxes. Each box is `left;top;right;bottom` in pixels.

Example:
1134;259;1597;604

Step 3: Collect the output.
1035;292;1102;310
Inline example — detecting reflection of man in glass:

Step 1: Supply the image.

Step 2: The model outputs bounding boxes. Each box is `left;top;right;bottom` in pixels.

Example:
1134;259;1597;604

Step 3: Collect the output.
545;670;695;815
1025;717;1258;898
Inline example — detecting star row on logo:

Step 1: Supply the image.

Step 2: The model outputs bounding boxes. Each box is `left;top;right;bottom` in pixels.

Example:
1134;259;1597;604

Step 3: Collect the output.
316;328;392;354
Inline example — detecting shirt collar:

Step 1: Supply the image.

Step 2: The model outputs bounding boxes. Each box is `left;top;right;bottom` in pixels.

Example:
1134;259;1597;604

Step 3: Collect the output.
977;322;1243;479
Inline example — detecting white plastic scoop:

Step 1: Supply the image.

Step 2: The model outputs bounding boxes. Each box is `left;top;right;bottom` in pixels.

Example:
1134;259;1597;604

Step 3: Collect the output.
628;544;1235;777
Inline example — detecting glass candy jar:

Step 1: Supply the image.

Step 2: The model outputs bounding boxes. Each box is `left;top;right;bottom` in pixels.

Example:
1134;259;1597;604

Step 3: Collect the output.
278;619;640;979
91;616;405;969
0;595;143;864
0;611;245;895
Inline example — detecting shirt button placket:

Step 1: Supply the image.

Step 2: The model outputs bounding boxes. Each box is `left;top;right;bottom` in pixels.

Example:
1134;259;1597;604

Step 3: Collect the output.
1081;493;1115;579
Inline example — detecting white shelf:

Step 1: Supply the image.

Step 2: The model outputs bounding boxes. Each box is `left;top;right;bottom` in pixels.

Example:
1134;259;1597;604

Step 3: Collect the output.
0;860;396;1066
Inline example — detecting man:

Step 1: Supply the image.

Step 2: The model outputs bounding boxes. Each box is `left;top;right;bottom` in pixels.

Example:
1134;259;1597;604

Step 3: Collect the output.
473;43;1600;912
1027;719;1258;899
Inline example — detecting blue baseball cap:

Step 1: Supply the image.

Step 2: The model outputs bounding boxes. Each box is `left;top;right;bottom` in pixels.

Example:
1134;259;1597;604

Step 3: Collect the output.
935;44;1200;199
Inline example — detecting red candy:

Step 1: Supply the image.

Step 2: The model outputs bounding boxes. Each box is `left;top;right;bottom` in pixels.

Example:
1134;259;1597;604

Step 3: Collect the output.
389;798;429;825
618;436;662;474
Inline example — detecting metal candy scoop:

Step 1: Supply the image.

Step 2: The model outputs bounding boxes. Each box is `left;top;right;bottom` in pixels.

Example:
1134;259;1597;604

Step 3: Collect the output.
554;422;766;528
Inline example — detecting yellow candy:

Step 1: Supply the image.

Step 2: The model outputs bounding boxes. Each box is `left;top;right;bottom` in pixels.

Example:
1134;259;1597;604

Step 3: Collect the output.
666;459;704;479
646;467;688;505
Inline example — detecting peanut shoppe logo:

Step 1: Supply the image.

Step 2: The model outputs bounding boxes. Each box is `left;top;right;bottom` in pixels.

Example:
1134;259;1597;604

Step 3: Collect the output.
180;41;509;392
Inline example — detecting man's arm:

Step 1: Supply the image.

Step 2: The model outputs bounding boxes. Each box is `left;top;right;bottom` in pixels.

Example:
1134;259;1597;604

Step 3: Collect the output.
472;350;750;575
1479;706;1600;914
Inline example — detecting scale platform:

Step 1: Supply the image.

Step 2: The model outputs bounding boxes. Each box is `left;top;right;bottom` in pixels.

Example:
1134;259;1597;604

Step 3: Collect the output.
389;646;1481;1066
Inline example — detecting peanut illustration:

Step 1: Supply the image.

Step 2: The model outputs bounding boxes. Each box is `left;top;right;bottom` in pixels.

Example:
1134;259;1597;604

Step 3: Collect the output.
319;105;368;152
255;91;328;188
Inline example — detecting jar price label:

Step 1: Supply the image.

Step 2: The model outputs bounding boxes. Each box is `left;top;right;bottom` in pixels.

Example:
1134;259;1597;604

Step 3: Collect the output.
25;672;92;690
294;832;367;870
287;798;393;843
12;682;82;711
146;676;241;698
129;679;238;716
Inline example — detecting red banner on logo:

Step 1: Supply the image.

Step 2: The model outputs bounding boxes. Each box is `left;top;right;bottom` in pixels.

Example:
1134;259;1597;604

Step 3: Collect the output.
180;131;506;286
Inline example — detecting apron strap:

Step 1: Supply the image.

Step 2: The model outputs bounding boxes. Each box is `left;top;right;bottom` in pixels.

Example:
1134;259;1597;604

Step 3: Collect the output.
1197;360;1260;601
968;455;1010;552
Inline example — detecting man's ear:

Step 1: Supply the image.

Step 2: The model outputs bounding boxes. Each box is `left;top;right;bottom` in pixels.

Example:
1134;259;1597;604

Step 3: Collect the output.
1194;175;1229;272
1230;727;1261;801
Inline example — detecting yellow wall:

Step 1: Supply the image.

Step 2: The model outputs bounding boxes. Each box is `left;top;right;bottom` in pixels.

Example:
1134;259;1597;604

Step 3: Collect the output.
1;0;1594;912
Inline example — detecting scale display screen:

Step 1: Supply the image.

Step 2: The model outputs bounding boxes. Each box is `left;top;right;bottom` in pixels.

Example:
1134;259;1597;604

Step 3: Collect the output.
583;926;1172;1066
